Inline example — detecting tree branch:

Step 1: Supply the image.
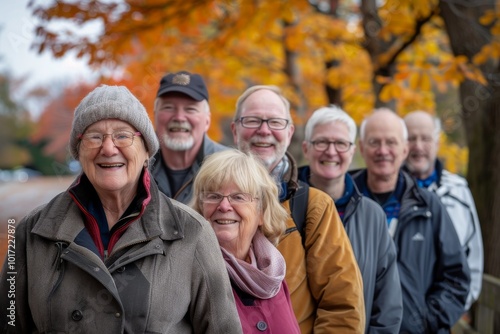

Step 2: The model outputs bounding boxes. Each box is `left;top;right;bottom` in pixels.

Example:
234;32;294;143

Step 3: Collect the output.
375;6;439;76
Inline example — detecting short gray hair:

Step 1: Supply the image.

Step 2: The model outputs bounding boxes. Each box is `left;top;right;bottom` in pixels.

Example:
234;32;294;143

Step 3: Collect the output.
404;110;442;141
304;105;357;143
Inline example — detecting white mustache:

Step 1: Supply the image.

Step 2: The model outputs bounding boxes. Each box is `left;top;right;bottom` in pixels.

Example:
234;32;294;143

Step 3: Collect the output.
168;121;192;131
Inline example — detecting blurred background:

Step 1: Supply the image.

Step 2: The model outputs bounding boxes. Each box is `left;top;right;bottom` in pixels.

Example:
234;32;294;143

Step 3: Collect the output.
0;0;499;309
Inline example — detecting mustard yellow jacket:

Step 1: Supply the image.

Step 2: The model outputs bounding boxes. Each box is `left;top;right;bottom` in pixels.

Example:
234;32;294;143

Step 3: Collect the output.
277;153;365;333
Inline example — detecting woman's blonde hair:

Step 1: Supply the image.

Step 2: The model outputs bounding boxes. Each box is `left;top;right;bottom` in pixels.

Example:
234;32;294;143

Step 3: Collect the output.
191;149;288;245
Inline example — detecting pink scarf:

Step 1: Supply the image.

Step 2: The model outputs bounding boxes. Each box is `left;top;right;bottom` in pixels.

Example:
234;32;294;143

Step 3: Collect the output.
221;230;286;299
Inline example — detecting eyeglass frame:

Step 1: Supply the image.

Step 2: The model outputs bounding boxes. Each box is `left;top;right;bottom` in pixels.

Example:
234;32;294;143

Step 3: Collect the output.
78;130;142;149
408;134;436;145
236;116;290;130
200;192;258;205
309;139;353;153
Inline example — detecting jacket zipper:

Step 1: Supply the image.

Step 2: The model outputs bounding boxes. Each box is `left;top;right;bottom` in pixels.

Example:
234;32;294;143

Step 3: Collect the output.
49;241;69;299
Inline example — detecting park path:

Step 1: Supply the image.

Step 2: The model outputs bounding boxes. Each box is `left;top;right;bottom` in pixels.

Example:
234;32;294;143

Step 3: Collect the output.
0;176;75;263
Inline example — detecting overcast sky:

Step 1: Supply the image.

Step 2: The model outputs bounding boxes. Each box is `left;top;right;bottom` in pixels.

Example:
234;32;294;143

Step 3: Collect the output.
0;0;97;119
0;0;94;91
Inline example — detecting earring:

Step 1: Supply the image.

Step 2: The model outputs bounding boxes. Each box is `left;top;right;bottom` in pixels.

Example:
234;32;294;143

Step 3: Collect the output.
144;160;149;168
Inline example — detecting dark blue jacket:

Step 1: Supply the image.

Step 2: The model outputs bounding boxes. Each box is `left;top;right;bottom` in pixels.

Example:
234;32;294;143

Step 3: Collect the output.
403;160;483;310
352;169;470;334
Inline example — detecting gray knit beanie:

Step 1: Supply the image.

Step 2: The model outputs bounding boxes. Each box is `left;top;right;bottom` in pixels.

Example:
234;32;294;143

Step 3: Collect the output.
69;85;159;160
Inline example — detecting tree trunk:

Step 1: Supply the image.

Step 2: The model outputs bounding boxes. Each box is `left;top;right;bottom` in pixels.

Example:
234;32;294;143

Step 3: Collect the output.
324;0;342;106
440;0;500;278
283;19;308;164
360;0;400;109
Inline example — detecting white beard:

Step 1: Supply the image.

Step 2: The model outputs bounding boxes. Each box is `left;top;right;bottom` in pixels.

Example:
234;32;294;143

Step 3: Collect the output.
162;134;194;151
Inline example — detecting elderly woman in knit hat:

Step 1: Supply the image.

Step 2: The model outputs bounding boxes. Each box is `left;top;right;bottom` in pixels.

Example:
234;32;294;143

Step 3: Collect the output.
191;149;300;333
0;85;242;334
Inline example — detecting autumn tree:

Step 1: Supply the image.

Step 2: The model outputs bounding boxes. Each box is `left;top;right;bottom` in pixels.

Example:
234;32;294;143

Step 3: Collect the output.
439;0;500;283
31;81;97;169
0;71;33;169
30;0;500;278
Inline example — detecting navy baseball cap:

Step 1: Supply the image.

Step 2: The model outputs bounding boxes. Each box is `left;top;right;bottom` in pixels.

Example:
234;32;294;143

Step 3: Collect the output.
156;71;209;101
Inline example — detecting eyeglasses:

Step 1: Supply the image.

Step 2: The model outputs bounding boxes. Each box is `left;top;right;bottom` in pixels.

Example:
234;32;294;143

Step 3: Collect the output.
408;135;435;145
78;131;142;149
310;139;353;153
365;138;399;149
200;192;256;205
237;116;289;130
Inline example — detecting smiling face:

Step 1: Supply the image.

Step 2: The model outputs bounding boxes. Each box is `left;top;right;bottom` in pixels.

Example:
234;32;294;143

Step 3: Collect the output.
404;112;439;179
231;89;294;171
154;93;210;151
303;121;355;183
200;182;262;261
359;111;408;183
78;119;149;199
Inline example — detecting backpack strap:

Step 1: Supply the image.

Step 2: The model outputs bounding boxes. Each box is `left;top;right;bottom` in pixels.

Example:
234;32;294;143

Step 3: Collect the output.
287;180;309;247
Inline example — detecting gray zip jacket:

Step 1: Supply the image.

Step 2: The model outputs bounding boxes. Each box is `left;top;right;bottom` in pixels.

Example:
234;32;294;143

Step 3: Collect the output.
0;171;242;334
342;181;403;333
298;167;402;333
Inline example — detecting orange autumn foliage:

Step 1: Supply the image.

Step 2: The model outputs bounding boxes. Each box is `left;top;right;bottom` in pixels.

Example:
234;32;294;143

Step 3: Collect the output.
30;0;499;174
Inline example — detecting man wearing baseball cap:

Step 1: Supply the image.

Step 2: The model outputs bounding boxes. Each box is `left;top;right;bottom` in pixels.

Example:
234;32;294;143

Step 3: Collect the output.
152;71;228;204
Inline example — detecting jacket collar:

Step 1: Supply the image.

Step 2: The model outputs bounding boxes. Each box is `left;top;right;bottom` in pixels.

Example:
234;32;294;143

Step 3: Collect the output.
152;134;215;173
402;159;444;187
335;173;356;206
69;171;150;223
434;159;444;186
399;170;431;212
298;165;359;205
151;135;227;199
297;166;366;225
351;168;429;211
278;152;299;202
31;170;183;250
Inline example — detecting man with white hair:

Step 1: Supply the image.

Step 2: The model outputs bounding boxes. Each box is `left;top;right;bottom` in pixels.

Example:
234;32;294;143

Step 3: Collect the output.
404;110;483;311
352;108;470;333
